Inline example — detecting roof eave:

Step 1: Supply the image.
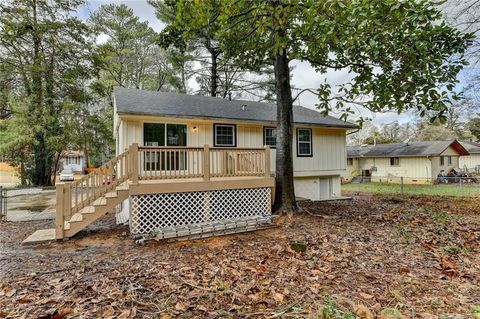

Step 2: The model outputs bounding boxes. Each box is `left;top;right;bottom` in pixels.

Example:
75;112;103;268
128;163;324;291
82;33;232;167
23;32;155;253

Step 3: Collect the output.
116;111;357;129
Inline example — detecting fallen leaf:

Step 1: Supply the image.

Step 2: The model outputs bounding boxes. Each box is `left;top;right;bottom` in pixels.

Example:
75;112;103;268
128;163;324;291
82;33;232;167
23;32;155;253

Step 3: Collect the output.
3;288;16;298
175;301;189;311
398;267;410;274
16;297;32;303
118;309;131;319
355;304;374;319
359;292;374;300
273;292;284;303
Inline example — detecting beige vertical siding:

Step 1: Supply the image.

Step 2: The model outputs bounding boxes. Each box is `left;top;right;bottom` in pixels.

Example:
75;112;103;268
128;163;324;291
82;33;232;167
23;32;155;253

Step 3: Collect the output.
116;115;347;200
343;158;360;178
292;128;346;175
360;157;433;179
117;116;347;176
431;146;461;176
459;154;480;171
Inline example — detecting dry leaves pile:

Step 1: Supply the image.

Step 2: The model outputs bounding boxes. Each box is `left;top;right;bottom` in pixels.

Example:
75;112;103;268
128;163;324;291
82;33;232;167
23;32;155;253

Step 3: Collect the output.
0;194;479;318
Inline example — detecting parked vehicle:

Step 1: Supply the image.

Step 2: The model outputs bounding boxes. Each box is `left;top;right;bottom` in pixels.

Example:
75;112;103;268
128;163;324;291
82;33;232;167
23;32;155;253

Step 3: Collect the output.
59;168;74;182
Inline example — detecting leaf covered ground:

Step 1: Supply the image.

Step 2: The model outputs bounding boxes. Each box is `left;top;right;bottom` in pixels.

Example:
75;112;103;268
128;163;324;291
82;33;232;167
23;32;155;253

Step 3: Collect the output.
0;194;479;318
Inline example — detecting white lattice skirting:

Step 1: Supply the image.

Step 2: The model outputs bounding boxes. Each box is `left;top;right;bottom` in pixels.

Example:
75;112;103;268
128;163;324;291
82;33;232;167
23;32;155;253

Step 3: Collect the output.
130;187;272;235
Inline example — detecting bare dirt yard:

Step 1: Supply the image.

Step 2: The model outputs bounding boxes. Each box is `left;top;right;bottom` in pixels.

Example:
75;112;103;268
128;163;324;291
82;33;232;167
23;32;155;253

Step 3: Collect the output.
0;194;479;318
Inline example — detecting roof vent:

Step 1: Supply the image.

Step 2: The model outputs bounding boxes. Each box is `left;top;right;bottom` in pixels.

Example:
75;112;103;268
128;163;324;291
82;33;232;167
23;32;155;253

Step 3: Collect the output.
241;104;247;111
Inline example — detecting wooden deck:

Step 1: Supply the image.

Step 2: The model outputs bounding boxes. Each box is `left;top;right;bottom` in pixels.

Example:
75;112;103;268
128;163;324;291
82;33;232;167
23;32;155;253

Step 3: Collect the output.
23;145;274;244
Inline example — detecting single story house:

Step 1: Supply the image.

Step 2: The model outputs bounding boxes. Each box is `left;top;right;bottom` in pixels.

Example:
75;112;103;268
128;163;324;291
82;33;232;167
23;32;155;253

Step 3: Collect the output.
24;87;358;243
59;150;86;174
113;87;357;201
344;140;470;183
459;140;480;173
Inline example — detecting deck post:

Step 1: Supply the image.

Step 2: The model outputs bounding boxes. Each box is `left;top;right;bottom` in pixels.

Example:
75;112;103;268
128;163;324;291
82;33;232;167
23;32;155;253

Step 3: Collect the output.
64;183;72;220
55;183;65;239
203;144;210;181
264;145;271;177
131;143;139;184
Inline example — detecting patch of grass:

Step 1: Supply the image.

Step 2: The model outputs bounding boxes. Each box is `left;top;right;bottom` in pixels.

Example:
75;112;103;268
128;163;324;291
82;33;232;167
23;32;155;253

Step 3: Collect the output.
317;299;357;319
381;308;403;319
471;305;480;318
342;182;480;197
443;244;459;255
431;211;451;224
430;298;443;309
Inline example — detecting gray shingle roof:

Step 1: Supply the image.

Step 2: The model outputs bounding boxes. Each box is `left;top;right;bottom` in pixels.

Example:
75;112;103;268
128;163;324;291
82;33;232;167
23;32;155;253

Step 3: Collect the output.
348;140;469;157
459;140;480;154
113;87;358;129
347;145;372;157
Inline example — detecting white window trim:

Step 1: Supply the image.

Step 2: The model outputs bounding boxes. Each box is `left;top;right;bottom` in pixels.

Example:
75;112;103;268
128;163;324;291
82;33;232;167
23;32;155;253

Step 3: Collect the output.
214;124;236;147
263;127;277;148
297;128;312;157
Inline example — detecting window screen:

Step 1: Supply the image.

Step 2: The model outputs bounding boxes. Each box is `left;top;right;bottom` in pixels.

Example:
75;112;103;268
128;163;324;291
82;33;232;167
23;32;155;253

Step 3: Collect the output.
264;127;276;148
214;124;236;147
297;128;312;156
144;123;165;147
166;124;187;146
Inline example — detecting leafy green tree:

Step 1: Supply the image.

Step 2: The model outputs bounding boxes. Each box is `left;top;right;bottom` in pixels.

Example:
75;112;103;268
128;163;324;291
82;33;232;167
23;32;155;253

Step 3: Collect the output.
151;0;276;99
413;124;458;141
0;98;35;185
0;0;94;185
173;0;472;213
468;117;480;141
90;3;183;92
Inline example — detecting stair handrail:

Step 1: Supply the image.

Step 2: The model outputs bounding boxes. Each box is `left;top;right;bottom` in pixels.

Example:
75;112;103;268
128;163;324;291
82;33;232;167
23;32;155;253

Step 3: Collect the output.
55;145;137;239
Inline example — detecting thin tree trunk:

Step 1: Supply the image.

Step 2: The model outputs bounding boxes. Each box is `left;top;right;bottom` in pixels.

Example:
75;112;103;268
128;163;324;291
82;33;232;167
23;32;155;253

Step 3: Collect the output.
30;0;48;186
210;50;218;97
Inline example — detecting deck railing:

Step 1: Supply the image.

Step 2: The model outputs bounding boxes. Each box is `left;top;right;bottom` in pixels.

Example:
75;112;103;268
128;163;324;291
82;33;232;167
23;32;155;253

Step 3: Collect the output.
137;145;270;180
55;144;270;238
55;148;131;238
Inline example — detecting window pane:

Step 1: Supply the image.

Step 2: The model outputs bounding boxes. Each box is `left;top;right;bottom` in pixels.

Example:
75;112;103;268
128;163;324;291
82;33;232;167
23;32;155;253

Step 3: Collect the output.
215;125;235;146
299;142;311;155
144;123;165;146
167;124;187;146
264;127;276;147
298;129;311;142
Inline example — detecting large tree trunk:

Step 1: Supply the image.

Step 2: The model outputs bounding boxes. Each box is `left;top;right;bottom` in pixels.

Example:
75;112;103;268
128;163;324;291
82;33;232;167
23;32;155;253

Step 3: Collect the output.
271;0;298;214
273;53;298;213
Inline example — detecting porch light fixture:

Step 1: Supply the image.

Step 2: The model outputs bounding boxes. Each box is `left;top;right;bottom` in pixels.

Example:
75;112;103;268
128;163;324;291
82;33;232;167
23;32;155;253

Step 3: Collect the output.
192;126;198;133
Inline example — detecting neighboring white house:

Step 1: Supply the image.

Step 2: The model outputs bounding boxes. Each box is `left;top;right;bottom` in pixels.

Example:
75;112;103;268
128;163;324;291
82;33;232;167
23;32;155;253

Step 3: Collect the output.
59;150;86;174
344;140;470;183
459;140;480;173
113;87;357;201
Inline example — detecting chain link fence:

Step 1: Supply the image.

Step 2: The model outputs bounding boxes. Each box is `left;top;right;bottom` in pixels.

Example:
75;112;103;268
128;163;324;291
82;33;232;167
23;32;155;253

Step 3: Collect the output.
342;176;480;197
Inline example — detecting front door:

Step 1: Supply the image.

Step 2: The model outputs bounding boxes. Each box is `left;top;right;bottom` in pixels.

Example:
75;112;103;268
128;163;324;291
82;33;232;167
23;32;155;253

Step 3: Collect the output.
143;123;187;171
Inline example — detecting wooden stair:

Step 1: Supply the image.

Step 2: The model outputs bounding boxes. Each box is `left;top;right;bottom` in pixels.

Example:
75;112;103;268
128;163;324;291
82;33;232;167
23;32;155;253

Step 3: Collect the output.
23;144;138;244
64;187;129;237
23;185;130;244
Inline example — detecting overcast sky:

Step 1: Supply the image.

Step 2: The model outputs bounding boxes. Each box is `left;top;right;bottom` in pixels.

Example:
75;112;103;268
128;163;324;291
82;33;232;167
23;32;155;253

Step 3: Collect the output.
78;0;471;126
